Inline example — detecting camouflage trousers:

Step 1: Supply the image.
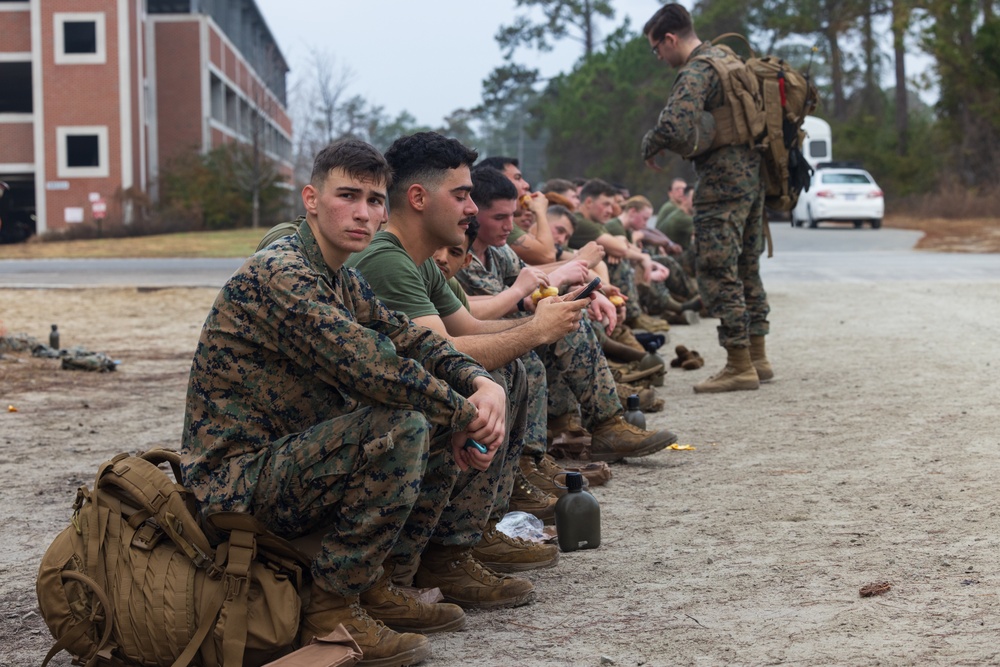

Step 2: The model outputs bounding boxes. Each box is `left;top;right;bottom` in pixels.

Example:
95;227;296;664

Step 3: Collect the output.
694;190;770;348
544;316;621;431
638;254;696;315
608;257;642;321
519;349;549;458
252;405;453;596
250;361;527;596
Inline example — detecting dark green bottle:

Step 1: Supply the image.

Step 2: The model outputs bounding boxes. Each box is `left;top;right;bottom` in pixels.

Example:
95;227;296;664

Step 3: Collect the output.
49;324;60;350
554;472;601;552
623;394;646;429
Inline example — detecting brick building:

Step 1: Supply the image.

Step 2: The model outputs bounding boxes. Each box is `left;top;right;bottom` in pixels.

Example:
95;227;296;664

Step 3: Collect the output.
0;0;292;242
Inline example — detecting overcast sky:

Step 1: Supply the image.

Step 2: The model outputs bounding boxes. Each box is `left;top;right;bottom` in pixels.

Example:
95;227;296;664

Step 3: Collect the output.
255;0;671;127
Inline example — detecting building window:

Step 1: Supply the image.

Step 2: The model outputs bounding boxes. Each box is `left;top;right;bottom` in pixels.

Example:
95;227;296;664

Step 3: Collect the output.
0;62;32;113
54;13;106;65
56;126;109;178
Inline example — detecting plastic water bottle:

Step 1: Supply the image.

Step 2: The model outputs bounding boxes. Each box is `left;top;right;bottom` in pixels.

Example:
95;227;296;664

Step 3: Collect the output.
623;394;646;429
49;324;60;350
554;472;601;552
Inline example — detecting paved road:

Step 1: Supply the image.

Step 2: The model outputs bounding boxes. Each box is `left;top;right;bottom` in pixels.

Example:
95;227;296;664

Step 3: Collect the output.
0;225;997;288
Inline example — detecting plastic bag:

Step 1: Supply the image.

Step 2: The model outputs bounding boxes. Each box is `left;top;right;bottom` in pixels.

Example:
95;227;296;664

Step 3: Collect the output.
496;511;546;542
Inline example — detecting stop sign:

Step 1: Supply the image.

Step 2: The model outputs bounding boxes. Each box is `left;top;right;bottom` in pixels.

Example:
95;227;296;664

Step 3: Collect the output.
92;200;107;220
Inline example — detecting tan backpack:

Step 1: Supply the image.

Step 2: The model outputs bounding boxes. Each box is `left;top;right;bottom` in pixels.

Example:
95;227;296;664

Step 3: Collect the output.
36;449;309;667
695;33;819;212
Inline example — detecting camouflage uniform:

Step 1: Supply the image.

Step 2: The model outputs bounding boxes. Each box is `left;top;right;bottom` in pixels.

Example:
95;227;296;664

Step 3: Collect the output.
346;230;529;532
457;244;621;432
603;217;695;312
570;213;643;322
642;41;770;348
182;220;490;597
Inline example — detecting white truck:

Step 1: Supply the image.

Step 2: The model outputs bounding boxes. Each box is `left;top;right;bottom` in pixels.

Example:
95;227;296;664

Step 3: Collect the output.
801;115;832;170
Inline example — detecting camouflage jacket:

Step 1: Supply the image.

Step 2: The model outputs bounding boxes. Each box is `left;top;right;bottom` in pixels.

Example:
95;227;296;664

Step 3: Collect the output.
182;219;489;512
643;41;761;205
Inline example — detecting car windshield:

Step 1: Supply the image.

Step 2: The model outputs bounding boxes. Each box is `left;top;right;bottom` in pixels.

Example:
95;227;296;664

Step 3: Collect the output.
821;172;872;185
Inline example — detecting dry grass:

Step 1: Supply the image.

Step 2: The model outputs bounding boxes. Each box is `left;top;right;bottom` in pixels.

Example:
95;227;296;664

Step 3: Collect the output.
0;228;267;259
883;215;1000;253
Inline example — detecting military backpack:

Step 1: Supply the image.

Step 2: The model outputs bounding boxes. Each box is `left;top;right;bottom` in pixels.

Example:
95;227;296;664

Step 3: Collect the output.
36;449;310;667
695;33;819;212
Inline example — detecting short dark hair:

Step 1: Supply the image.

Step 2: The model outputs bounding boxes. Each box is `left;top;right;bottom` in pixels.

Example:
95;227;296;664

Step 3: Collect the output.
571;177;588;187
547;204;575;225
477;156;518;172
542;178;575;194
579;178;619;201
384;132;478;209
643;3;694;41
470;166;518;209
311;138;392;189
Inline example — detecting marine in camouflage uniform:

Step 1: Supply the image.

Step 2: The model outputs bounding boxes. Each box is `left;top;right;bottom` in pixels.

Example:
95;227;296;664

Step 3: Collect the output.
182;219;492;597
642;4;770;393
457;242;621;431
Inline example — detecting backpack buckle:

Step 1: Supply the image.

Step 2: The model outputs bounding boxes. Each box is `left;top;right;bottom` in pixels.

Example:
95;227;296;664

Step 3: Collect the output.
132;519;164;551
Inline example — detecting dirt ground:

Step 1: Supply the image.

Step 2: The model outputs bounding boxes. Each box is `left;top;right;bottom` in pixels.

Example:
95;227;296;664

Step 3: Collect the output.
2;265;1000;665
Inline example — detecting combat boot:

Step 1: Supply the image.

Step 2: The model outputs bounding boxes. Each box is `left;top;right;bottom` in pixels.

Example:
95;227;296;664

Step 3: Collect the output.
749;335;774;381
681;295;703;312
627;312;671;333
555;457;613;487
300;583;430;667
414;544;536;609
508;468;557;523
519;454;565;497
471;520;560;573
609;323;646;353
589;416;677;462
665;310;700;325
602;335;647;363
693;346;760;393
615;382;664;413
360;568;466;634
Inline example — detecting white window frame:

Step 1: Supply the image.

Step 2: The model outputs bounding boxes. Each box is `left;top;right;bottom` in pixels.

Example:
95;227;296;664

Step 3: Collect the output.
56;125;109;178
54;12;106;65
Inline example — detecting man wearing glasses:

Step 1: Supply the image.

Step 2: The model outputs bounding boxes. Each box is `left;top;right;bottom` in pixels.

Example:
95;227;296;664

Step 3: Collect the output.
640;3;773;394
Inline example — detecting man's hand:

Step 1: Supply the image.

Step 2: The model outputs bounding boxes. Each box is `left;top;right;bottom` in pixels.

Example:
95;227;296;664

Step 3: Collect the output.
525;191;549;217
513;266;549;299
642;129;665;171
575;241;605;269
548;259;590;288
452;376;506;471
587;292;618;332
531;290;589;344
649;262;670;282
638;254;654;283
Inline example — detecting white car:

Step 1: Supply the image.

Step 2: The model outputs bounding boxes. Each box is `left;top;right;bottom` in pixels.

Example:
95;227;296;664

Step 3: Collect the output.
791;165;885;229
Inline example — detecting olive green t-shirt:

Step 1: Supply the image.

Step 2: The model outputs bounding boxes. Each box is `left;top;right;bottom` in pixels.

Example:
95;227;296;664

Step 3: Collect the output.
346;231;463;319
568;213;605;250
660;208;695;250
446;277;471;311
507;224;527;244
604;217;634;243
656;201;678;227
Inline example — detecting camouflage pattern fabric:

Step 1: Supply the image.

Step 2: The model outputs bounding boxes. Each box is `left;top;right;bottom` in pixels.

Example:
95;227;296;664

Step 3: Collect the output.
458;245;622;432
642;41;769;348
695;194;770;348
607;257;643;321
182;220;490;595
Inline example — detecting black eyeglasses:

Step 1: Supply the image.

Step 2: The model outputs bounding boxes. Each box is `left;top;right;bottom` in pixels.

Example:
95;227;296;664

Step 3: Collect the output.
650;37;664;55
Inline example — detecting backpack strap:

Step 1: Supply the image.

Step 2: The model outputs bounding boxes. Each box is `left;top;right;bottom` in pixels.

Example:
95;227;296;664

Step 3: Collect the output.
40;570;114;667
98;456;220;578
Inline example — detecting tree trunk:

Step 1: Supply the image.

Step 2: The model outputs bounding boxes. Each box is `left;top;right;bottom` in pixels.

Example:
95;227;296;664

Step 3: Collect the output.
583;0;594;57
892;0;908;155
826;27;846;119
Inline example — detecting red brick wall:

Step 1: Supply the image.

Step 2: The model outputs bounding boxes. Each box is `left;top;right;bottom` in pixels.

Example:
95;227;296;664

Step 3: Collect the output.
154;20;202;163
41;0;123;231
0;10;32;52
0;123;34;164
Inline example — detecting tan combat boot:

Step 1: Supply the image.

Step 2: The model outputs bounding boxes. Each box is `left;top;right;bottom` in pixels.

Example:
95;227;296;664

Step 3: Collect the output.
300;583;430;667
414;544;536;609
627;312;671;334
589;416;677;462
749;335;774;381
554;456;613;487
360;568;466;634
471;520;560;573
518;454;564;497
615;382;664;413
508;468;557;523
693;346;760;393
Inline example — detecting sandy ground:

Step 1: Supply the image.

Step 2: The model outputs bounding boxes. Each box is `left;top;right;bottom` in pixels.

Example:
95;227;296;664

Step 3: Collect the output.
2;276;1000;666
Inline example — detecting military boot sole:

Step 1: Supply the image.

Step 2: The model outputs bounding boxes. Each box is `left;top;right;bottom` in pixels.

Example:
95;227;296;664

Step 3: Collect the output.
589;431;677;463
473;551;559;574
441;588;537;610
693;375;760;393
357;640;431;667
379;614;466;635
